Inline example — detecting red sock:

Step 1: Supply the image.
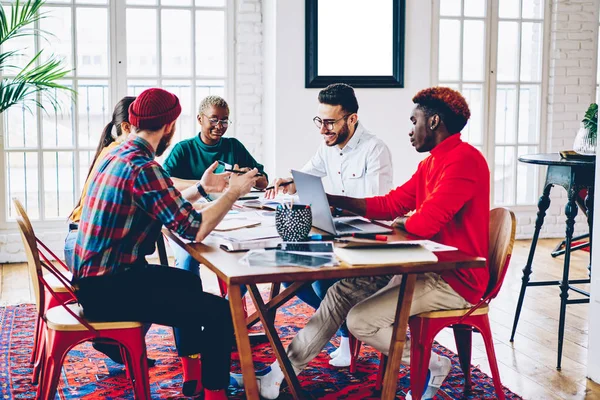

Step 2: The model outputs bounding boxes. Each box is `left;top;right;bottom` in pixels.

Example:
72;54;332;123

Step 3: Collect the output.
204;389;228;400
181;355;203;396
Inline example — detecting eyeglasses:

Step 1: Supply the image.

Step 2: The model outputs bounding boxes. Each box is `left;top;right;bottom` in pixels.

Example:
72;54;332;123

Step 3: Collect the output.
313;114;352;130
201;113;231;127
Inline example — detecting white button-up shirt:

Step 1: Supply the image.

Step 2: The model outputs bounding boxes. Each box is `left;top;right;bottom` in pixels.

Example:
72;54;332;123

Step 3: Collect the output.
301;122;393;197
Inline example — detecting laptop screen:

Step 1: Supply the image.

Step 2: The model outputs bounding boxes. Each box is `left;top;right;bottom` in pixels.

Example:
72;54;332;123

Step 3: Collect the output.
291;170;337;234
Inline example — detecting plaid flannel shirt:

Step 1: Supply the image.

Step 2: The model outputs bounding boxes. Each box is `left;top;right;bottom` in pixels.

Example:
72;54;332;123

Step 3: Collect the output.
73;134;202;279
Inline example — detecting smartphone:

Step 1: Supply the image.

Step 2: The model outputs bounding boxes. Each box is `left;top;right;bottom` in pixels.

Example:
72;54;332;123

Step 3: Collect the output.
279;241;334;253
217;160;264;176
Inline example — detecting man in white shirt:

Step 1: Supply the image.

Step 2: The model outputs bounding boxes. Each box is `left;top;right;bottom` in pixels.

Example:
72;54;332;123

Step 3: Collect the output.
264;83;393;367
267;83;393;199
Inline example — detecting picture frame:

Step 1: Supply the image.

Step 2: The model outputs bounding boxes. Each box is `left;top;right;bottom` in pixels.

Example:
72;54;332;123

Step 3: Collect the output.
305;0;406;88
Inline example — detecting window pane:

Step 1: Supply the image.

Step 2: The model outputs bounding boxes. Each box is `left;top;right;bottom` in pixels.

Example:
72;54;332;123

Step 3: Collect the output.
127;8;158;76
196;10;226;77
43;151;74;218
440;0;461;16
496;84;518;144
462;83;484;145
522;0;544;19
439;82;460;91
78;81;110;148
195;0;225;6
76;8;108;76
463;20;485;81
40;6;72;72
5;103;38;148
76;0;107;4
42;81;75;149
439;19;461;81
497;21;520;82
464;0;485;17
517;146;539;205
499;0;520;18
7;152;40;220
196;80;225;101
162;10;192;76
128;80;159;95
162;0;191;5
3;6;35;70
518;85;541;143
163;80;194;143
79;150;94;190
520;22;543;82
127;0;157;4
494;146;516;205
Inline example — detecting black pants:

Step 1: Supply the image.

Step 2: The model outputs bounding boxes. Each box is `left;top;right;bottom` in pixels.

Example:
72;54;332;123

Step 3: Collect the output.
74;264;234;390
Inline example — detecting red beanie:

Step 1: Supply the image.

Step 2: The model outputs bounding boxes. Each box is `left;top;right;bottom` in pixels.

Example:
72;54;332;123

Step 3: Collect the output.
129;88;182;130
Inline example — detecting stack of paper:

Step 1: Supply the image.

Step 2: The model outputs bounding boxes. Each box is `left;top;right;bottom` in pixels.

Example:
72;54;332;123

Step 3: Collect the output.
334;245;438;266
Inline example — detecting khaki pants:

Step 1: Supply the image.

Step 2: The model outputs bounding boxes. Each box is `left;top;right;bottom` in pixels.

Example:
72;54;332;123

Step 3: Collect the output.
286;273;470;371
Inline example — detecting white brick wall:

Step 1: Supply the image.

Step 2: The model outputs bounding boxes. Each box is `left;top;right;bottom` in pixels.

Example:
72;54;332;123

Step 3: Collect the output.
514;0;599;240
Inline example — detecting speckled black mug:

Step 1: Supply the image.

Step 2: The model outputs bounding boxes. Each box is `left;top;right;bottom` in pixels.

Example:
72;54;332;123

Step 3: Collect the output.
275;205;312;242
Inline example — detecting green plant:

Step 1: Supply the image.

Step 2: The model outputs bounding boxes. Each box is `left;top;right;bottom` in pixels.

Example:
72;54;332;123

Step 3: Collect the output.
0;0;74;115
583;103;598;140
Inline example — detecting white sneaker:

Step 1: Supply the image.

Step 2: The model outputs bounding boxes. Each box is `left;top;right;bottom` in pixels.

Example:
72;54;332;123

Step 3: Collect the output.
405;355;452;400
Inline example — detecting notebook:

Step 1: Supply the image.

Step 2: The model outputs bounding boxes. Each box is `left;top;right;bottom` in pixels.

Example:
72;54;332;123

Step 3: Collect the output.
334;245;438;266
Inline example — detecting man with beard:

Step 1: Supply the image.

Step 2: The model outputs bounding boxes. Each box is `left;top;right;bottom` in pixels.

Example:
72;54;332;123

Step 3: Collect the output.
250;87;489;400
73;88;259;400
262;83;393;368
163;95;268;191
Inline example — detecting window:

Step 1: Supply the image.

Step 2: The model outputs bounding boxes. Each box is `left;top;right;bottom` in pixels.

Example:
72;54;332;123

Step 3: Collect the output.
1;0;231;225
433;0;548;206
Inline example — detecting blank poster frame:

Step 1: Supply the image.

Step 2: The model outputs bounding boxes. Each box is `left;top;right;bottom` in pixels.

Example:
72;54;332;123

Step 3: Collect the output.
305;0;406;88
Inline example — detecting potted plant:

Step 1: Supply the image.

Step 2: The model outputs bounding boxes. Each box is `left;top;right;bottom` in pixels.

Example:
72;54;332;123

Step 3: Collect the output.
0;0;74;115
573;103;598;155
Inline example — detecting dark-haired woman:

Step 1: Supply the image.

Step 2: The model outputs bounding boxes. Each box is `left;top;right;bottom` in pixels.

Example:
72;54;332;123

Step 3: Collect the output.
63;96;154;366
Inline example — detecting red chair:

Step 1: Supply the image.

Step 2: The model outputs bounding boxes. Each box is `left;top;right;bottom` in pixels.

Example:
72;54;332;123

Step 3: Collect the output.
14;204;151;399
12;198;75;384
350;208;516;400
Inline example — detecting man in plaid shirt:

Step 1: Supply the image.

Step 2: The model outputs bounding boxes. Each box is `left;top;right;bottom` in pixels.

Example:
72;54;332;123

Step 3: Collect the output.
73;88;258;400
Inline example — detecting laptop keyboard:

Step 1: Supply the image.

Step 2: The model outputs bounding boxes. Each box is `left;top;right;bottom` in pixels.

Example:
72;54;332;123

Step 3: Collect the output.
334;221;362;233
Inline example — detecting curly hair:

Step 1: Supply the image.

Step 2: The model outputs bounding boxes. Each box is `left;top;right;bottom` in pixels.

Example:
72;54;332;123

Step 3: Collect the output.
318;83;359;114
198;95;229;115
412;87;470;133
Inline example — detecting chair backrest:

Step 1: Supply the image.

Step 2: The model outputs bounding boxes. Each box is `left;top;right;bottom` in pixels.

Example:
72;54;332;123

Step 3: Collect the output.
14;211;45;315
485;207;516;300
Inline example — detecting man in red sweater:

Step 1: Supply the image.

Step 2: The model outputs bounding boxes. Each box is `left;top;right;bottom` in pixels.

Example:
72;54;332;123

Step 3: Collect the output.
237;87;490;400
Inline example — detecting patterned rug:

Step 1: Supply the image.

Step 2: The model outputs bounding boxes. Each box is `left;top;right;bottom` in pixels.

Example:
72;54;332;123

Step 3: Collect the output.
1;298;523;399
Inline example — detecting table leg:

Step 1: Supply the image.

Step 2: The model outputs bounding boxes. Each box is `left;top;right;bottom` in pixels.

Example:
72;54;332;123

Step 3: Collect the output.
228;284;259;400
511;183;552;342
247;284;304;400
586;186;594;278
245;282;309;328
381;274;417;400
557;187;578;370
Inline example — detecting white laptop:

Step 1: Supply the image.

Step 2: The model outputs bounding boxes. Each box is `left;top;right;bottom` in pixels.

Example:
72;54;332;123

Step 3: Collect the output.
291;170;393;236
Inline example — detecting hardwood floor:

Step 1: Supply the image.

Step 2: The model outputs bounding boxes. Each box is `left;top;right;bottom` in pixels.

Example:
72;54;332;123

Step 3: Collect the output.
1;239;600;399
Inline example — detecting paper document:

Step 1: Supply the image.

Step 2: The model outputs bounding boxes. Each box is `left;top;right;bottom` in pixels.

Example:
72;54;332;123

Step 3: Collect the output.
214;218;261;232
404;240;457;252
334;245;438;266
212;226;280;242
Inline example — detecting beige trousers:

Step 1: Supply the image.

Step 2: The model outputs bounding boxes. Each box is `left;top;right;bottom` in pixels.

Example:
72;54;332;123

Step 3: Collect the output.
286;273;470;371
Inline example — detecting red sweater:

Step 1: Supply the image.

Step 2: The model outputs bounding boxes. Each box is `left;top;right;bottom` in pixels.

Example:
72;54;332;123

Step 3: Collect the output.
365;134;490;304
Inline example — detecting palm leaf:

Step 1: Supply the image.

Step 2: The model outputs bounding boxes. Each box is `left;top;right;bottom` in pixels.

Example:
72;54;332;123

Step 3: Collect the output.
583;103;598;140
0;0;49;47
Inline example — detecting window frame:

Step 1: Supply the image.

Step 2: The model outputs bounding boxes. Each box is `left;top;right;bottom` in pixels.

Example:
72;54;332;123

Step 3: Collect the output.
0;0;235;230
431;0;551;210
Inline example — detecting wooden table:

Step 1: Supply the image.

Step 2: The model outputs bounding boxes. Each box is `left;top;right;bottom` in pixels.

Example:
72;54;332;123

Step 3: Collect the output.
164;228;485;400
512;153;595;370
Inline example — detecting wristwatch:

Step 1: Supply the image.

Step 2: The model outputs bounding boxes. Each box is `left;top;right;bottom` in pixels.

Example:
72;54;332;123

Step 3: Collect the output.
196;182;210;200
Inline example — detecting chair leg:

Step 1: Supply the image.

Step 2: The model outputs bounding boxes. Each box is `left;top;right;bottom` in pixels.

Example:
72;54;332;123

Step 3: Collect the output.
348;334;361;373
32;322;46;384
475;316;505;400
37;330;72;400
375;353;387;391
409;318;434;400
30;314;41;365
113;330;151;400
453;324;473;394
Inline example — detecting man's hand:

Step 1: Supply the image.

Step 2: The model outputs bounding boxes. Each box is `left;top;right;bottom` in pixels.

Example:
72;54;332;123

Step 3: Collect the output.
199;161;231;193
227;165;259;198
392;216;409;230
265;177;296;199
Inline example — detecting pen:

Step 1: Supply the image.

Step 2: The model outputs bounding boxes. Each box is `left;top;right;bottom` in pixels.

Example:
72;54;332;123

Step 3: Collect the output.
265;181;294;191
309;234;336;240
352;233;388;241
224;168;264;177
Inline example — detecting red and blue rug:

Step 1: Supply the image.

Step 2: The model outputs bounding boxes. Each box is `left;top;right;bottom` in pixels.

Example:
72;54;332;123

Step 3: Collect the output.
1;299;522;399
